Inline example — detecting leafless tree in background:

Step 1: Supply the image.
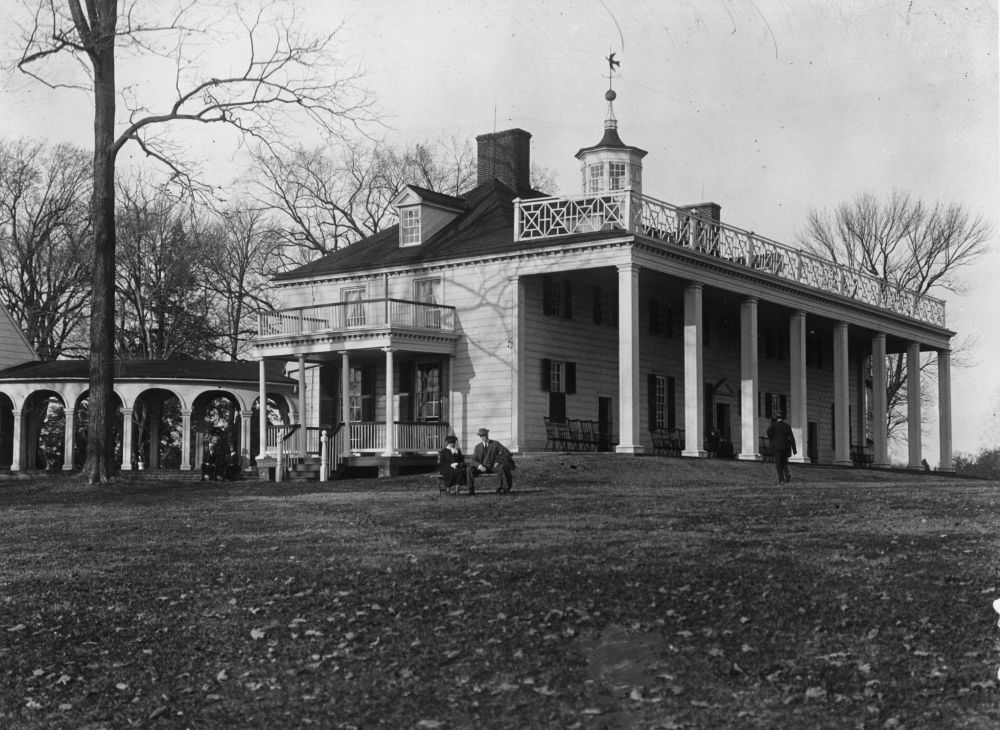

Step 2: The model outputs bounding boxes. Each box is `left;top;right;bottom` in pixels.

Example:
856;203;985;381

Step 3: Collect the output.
15;0;371;481
0;137;92;360
799;190;993;444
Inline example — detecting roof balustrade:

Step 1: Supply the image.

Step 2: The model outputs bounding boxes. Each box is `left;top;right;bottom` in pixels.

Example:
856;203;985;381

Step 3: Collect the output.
515;191;946;327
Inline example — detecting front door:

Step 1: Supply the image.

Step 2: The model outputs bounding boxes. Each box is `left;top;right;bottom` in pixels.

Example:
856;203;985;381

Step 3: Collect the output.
598;397;613;452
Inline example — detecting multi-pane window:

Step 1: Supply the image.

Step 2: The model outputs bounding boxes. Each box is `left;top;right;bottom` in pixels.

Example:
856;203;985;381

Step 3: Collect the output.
542;358;576;421
630;165;641;188
348;367;373;422
413;277;442;328
588;163;604;193
762;326;786;360
761;391;788;419
654;375;666;430
415;362;441;422
609;162;626;191
592;285;615;326
542;276;572;319
648;297;673;337
400;208;420;245
647;373;676;431
342;287;366;327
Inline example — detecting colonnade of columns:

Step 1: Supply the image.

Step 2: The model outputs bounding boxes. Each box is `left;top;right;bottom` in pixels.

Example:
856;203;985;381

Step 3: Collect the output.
612;277;953;471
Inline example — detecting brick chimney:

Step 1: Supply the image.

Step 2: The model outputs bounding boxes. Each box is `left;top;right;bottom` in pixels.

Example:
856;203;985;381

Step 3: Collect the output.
476;128;531;193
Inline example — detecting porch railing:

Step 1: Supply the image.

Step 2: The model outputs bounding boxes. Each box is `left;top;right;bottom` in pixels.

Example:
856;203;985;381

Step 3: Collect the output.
515;191;946;327
258;298;457;339
346;421;450;454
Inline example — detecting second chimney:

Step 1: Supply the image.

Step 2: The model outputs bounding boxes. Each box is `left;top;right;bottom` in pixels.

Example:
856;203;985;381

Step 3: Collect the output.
476;128;531;194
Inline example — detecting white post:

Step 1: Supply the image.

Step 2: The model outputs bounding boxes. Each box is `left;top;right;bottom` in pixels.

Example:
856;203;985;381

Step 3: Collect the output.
297;354;307;457
906;342;923;469
682;282;706;457
275;437;283;483
340;351;351;454
10;409;23;471
833;323;852;466
871;333;890;468
788;311;808;463
258;358;267;459
738;296;760;460
382;347;396;456
239;410;253;467
937;349;953;472
180;409;192;470
62;407;75;471
120;408;134;470
616;263;643;454
320;429;328;482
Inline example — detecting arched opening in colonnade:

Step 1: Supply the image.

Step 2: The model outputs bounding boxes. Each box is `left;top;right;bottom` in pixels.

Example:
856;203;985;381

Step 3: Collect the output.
72;392;125;470
0;392;15;469
132;388;182;469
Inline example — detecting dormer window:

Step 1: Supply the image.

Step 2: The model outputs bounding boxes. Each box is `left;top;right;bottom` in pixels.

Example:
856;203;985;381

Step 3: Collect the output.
400;208;421;246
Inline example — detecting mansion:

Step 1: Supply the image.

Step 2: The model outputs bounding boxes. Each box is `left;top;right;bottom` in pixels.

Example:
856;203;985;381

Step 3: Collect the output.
250;86;953;477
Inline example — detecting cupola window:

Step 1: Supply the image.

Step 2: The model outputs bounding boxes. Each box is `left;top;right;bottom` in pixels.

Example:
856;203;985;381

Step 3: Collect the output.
609;162;626;191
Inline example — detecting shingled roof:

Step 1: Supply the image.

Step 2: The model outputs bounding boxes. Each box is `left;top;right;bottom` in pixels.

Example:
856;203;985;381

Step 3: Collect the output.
273;179;549;282
0;360;293;383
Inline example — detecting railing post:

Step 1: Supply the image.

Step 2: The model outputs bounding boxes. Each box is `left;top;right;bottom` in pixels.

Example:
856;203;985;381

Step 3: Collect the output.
275;437;283;483
320;429;328;482
513;197;522;240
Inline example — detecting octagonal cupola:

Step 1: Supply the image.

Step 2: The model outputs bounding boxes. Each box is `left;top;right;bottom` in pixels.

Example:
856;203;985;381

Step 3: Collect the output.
575;67;647;196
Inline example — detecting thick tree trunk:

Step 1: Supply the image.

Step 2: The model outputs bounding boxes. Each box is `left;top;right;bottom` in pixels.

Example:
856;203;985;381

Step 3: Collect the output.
81;27;118;483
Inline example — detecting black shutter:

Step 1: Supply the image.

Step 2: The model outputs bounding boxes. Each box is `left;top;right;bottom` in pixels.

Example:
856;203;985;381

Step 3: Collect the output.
667;376;676;430
764;392;773;419
647;374;658;431
541;359;551;391
592;286;602;324
563;281;572;319
665;305;674;338
565;361;576;394
779;394;788;416
542;276;554;315
649;297;660;335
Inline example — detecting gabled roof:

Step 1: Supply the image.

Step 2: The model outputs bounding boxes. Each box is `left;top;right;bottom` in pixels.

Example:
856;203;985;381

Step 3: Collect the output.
274;179;549;282
0;359;294;383
392;184;468;212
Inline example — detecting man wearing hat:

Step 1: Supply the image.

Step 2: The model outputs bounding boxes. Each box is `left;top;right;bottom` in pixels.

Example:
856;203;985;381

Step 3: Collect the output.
466;427;515;494
766;412;797;485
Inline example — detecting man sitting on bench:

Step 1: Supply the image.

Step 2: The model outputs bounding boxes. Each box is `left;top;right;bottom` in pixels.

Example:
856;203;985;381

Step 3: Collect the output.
466;427;514;494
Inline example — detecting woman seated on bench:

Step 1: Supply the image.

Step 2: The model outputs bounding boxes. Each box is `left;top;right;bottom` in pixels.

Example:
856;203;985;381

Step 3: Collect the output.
438;435;467;494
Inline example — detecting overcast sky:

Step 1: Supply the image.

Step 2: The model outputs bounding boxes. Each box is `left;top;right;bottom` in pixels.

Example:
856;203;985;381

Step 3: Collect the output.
1;0;997;462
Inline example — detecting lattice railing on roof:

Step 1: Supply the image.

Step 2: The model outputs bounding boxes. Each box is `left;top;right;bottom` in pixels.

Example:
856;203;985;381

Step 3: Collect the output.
515;191;946;327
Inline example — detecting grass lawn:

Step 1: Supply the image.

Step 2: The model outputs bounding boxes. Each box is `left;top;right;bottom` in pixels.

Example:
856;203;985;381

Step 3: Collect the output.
1;453;999;729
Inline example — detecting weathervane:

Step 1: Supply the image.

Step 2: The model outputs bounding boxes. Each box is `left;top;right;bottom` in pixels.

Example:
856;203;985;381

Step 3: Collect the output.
606;51;620;91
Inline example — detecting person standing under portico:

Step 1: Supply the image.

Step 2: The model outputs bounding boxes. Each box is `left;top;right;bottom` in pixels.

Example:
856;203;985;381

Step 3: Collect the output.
766;412;797;485
466;427;514;494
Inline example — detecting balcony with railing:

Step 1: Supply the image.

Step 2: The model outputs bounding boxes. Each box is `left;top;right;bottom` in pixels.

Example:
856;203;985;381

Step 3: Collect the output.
515;191;946;327
258;298;458;340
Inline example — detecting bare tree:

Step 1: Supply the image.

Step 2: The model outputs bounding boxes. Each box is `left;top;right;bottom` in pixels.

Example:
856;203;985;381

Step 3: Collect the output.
0;137;92;360
250;136;476;266
199;205;280;360
115;178;217;360
16;0;371;481
799;190;993;443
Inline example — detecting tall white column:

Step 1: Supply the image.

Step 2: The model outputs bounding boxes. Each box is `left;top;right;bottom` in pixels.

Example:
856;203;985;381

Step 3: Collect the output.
297;354;307;457
511;276;525;452
180;409;192;470
120;408;134;470
871;333;890;468
340;351;351;454
616;263;643;454
258;358;268;459
382;347;396;456
738;296;760;461
937;349;953;472
788;311;808;463
239;410;253;467
682;282;706;457
10;409;23;471
148;399;161;469
833;323;852;466
907;342;923;469
62;408;75;470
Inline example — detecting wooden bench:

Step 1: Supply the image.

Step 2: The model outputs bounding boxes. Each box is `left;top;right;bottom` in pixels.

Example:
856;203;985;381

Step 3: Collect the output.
651;428;684;456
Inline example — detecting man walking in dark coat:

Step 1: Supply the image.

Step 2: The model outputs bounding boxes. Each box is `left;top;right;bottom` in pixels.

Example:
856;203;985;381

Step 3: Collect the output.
766;412;797;484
